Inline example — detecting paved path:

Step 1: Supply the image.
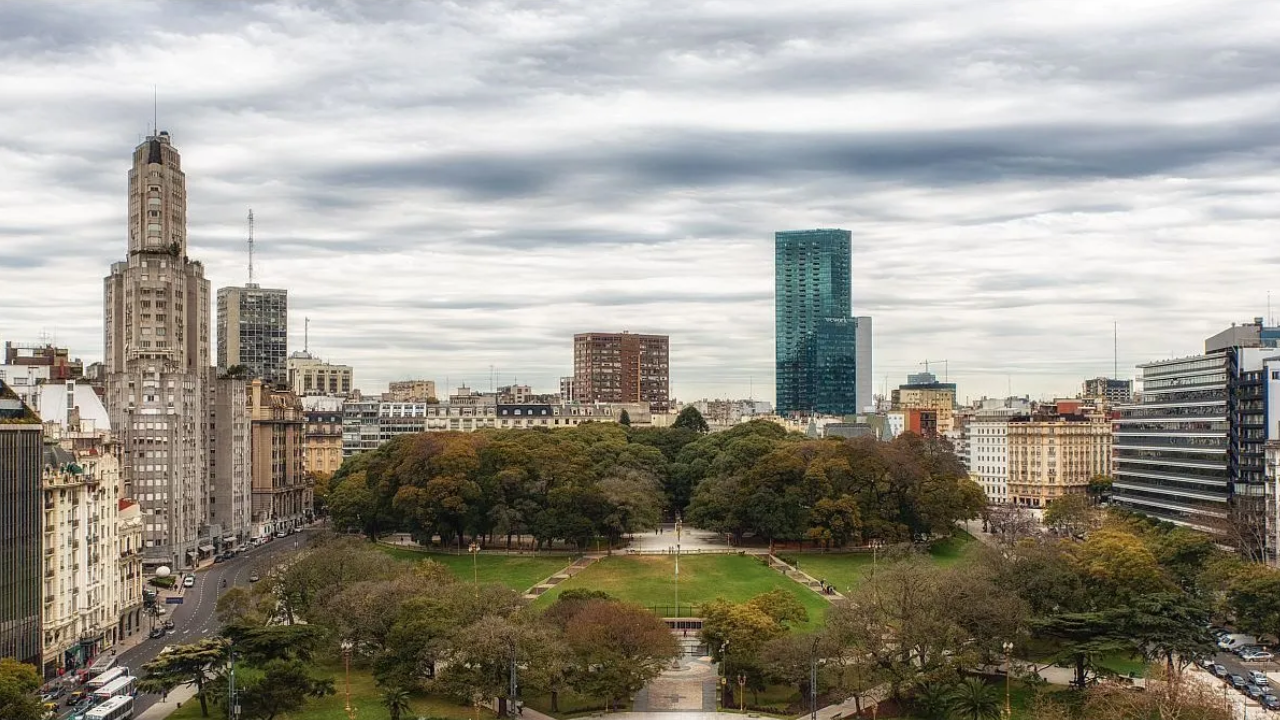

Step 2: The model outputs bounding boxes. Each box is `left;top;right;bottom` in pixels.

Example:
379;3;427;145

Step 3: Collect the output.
629;525;735;554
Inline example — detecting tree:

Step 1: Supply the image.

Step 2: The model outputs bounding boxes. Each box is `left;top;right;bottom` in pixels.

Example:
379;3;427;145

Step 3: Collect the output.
1043;494;1098;538
1070;529;1172;605
948;677;1002;720
1227;568;1280;642
564;600;680;709
382;687;412;720
237;659;334;720
1086;474;1112;504
618;409;631;427
327;471;381;540
223;624;328;665
437;615;564;717
985;504;1039;545
672;406;710;433
0;657;43;720
139;637;230;717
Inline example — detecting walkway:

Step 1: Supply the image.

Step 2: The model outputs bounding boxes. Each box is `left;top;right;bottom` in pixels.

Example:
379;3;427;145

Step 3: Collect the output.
523;554;603;600
764;555;846;602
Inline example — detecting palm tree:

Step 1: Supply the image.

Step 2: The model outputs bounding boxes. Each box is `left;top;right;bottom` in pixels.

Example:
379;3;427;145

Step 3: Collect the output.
381;687;412;720
948;677;1003;720
911;682;954;720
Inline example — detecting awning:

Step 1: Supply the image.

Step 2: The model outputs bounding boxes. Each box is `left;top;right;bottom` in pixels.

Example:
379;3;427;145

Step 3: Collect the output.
198;544;215;553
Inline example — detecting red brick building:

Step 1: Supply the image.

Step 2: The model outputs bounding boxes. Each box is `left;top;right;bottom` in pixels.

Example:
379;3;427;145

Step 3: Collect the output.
572;332;670;413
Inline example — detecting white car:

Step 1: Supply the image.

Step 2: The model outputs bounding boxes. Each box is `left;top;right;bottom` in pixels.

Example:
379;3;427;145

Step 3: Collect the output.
183;575;195;588
1242;651;1275;662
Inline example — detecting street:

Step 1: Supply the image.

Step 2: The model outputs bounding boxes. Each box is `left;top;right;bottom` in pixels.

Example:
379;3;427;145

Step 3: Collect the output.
61;530;313;719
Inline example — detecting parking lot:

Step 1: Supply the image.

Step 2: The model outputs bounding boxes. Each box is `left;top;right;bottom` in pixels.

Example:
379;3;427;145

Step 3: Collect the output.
1199;641;1280;714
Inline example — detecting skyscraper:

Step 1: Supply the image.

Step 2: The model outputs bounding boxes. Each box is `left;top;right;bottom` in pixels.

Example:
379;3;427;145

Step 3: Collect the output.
104;131;211;570
0;380;42;669
774;229;871;416
217;284;288;387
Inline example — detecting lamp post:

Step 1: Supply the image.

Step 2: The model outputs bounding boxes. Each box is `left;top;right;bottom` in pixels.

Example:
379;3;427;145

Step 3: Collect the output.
674;516;682;618
719;640;729;711
340;639;356;720
810;636;820;720
738;674;746;713
1002;641;1014;720
468;542;479;597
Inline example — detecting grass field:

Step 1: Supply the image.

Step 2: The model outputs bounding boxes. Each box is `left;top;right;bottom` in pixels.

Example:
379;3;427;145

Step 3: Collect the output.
774;532;978;596
164;661;491;720
534;554;830;629
379;545;571;592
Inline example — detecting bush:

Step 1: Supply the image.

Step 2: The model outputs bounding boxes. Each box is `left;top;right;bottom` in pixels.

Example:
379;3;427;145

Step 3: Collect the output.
149;576;176;589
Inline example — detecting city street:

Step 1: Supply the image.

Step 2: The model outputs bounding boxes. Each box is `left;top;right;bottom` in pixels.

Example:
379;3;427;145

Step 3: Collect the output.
60;529;314;719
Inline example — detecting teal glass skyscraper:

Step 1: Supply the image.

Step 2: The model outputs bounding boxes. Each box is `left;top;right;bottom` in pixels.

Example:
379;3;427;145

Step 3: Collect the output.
775;229;871;416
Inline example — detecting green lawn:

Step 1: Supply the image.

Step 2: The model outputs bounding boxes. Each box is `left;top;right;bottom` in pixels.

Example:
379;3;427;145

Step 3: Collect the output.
776;533;977;596
379;546;571;592
164;661;491;720
534;554;830;629
927;530;976;566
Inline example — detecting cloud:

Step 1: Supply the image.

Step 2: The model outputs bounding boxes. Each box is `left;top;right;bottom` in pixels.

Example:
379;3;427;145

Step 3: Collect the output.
1;0;1279;404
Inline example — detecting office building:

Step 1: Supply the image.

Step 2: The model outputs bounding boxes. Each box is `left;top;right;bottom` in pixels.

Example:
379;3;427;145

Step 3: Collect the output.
4;342;84;381
572;332;670;412
1083;377;1133;405
774;229;871;416
287;351;353;398
892;371;958;434
0;380;43;668
103;130;211;570
1006;401;1112;508
248;380;311;537
217;284;288;387
1114;319;1280;560
382;380;437;403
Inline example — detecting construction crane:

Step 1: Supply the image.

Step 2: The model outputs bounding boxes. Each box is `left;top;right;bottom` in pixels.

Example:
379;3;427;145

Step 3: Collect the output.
919;359;949;382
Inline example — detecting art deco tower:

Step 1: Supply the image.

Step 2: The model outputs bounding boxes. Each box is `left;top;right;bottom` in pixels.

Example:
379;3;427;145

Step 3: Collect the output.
104;131;211;570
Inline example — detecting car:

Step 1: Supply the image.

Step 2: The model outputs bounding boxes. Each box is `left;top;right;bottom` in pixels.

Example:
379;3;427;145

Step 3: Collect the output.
1229;674;1248;689
1199;657;1217;669
42;687;66;702
275;530;288;539
249;573;260;582
1262;695;1280;711
1212;664;1230;678
1242;651;1275;662
213;555;227;564
1246;684;1268;700
149;626;166;639
66;689;86;705
183;575;196;588
163;620;175;631
1249;670;1270;686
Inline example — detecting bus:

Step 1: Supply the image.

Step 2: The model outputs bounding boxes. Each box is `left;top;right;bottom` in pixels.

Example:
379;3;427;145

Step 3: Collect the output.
85;695;133;720
93;675;137;702
85;654;117;678
86;666;128;691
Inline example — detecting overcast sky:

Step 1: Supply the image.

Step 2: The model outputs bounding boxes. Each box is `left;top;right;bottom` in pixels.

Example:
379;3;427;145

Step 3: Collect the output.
2;0;1279;405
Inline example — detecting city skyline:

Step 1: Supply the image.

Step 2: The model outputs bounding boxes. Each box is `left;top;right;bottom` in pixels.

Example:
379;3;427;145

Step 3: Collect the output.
3;1;1280;402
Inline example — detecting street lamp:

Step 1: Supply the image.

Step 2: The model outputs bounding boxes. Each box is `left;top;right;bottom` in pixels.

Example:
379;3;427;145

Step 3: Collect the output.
1002;641;1014;720
737;674;746;713
468;542;479;597
674;516;682;618
719;640;730;711
810;636;821;720
340;639;356;720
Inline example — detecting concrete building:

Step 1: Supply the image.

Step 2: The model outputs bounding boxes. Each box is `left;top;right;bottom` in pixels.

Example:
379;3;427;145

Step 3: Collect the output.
774;229;872;416
965;398;1033;505
248;380;310;537
1083;377;1133;406
1007;401;1112;508
0;363;51;405
206;375;251;551
286;351;352;398
103;131;211;571
4;342;85;381
892;371;958;434
559;376;575;403
886;408;939;439
690;398;773;426
33;381;144;672
383;380;437;403
217;284;288;387
573;332;670;412
0;380;43;669
303;408;344;479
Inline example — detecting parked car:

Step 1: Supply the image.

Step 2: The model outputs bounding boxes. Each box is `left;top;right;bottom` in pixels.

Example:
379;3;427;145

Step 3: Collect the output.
148;626;165;639
1229;674;1249;690
42;687;66;701
163;620;175;631
275;530;288;539
1261;694;1280;711
1199;657;1217;669
1249;670;1270;686
1242;650;1275;662
1246;684;1268;700
183;575;196;588
249;573;260;583
1212;664;1230;678
213;555;227;564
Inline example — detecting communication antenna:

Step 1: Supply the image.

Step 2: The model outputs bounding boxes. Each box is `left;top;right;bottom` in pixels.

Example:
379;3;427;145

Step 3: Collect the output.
304;317;310;354
247;209;255;284
1113;321;1118;379
153;86;158;137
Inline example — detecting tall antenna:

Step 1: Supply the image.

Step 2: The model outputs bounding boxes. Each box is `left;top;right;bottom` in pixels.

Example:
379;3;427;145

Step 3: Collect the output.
1113;321;1118;378
304;317;310;353
153;85;158;136
247;209;255;284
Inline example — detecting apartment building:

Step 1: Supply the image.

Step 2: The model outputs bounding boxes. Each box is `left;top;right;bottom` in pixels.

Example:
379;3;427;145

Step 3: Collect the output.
287;351;353;398
207;375;252;551
892;371;958;434
1007;402;1112;508
303;409;344;478
573;332;670;412
217;284;288;387
248;380;311;537
0;380;43;669
965;398;1033;505
382;380;437;403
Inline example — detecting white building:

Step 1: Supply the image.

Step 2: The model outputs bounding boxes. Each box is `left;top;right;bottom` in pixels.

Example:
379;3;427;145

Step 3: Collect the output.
965;399;1031;505
0;364;50;404
287;351;353;397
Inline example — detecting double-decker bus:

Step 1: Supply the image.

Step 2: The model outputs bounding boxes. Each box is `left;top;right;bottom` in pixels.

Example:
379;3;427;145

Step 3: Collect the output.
92;675;138;702
85;695;134;720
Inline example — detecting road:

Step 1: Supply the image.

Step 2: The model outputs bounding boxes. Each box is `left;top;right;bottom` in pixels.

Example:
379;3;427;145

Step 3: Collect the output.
1198;648;1278;718
61;529;314;719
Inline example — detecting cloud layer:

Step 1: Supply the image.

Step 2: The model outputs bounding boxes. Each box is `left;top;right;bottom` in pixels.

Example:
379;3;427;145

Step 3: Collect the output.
2;0;1279;403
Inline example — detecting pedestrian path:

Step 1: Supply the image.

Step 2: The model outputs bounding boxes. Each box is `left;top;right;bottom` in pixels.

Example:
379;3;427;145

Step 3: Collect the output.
523;554;603;600
765;555;846;602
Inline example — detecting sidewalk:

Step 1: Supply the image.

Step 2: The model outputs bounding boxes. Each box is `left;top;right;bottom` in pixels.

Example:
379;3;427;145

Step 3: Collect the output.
136;685;198;720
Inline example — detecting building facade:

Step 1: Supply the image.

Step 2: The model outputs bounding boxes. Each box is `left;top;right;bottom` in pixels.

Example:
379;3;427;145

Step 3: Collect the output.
0;380;43;669
892;372;958;434
217;284;288;387
287;351;353;397
248;380;310;537
103;131;211;571
4;343;85;382
382;380;437;403
207;375;252;551
774;229;871;416
1083;377;1133;406
1006;403;1112;508
303;409;344;478
572;332;670;412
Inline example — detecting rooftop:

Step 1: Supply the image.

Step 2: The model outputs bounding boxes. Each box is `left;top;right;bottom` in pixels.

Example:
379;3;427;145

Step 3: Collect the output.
0;380;40;424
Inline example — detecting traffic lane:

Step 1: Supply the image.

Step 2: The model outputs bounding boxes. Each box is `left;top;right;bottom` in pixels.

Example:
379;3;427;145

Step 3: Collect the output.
117;531;314;717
